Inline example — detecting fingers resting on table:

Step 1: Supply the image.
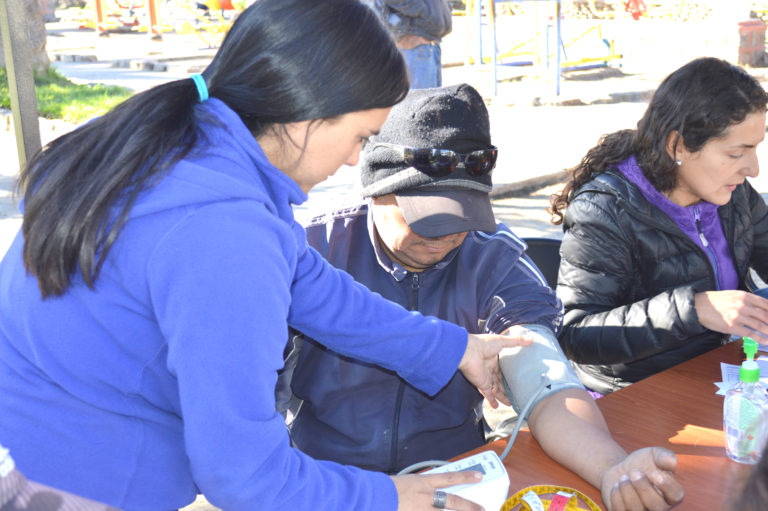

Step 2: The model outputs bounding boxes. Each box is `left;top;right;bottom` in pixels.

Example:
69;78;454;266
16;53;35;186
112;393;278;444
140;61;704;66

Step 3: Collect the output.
601;447;684;511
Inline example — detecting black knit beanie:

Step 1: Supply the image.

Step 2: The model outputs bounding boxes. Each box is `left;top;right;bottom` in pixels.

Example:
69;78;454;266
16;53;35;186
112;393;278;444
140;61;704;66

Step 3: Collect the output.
360;83;493;197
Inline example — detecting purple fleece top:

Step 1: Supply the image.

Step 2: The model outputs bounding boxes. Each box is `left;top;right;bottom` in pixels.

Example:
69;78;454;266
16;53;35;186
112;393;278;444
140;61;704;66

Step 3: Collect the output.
618;156;738;290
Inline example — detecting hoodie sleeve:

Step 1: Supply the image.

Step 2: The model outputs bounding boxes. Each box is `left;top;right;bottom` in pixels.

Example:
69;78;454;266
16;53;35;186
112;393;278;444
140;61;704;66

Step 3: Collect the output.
288;242;467;396
472;227;563;335
147;201;397;511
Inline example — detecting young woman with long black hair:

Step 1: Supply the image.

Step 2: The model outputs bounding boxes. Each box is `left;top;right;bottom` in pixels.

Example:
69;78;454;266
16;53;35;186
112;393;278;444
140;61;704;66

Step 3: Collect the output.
0;1;527;509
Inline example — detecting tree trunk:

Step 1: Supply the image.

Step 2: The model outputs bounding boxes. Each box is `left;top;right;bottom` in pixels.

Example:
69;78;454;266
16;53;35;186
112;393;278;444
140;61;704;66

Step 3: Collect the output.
1;0;51;73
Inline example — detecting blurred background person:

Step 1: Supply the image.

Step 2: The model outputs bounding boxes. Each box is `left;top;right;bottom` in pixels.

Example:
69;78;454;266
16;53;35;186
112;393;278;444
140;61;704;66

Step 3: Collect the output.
370;0;452;88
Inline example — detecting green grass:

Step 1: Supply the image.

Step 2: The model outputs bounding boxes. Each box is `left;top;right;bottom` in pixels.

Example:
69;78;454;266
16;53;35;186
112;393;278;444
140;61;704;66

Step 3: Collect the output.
0;67;134;124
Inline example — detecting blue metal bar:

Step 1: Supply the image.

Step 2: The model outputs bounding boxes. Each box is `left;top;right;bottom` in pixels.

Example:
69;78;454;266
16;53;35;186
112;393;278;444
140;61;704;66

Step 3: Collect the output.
476;0;483;67
555;0;561;95
491;0;498;95
487;0;562;97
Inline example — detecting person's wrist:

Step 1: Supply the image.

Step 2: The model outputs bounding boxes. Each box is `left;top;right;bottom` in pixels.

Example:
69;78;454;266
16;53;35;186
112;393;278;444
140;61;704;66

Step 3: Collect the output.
599;464;622;507
457;332;473;372
599;451;630;487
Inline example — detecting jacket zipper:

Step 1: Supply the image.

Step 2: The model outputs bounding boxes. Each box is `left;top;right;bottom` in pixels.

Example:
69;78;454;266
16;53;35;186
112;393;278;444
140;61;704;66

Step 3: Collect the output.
621;202;719;292
694;206;720;290
409;272;420;310
389;272;420;471
726;207;742;284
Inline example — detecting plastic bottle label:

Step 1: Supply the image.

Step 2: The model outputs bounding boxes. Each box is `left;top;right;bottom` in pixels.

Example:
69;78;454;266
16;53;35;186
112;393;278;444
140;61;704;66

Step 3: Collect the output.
724;394;766;459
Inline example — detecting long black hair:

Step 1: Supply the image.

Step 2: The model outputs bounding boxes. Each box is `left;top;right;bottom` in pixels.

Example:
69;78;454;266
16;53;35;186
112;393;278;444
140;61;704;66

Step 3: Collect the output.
550;57;768;224
19;0;409;298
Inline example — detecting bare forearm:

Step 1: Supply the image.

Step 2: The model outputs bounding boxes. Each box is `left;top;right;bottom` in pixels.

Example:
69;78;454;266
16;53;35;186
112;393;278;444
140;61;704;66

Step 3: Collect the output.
527;389;627;488
526;389;684;509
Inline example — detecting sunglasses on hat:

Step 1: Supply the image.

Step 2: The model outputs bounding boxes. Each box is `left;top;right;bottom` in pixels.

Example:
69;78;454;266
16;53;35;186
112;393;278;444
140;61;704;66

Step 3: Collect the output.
368;142;497;177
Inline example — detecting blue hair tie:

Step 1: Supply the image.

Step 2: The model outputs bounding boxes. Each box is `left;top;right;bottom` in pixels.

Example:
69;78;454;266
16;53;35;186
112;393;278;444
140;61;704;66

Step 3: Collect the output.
190;74;209;103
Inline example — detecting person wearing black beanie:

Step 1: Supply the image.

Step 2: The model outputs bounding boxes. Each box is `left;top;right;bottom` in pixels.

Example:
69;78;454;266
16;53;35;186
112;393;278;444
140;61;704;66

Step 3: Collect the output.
286;83;684;511
360;83;496;237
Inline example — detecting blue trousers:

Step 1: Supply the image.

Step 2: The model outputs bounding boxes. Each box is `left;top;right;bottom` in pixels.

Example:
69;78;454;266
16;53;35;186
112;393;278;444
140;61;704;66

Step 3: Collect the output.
402;43;442;89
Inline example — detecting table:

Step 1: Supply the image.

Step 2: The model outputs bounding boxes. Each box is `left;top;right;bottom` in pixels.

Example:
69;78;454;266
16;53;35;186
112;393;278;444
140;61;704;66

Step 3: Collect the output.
466;341;754;510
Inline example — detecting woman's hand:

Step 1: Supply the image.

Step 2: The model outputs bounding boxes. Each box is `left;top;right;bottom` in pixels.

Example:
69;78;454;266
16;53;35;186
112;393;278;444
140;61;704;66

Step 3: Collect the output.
459;333;533;409
391;472;483;511
600;447;684;511
694;290;768;342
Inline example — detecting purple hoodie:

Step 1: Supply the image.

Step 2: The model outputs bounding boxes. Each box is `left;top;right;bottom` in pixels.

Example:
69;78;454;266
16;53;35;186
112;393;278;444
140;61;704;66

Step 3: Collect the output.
618;155;738;290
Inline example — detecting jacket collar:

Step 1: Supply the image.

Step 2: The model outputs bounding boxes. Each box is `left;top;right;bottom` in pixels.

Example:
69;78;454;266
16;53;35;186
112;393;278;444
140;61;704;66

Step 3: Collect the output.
617;155;720;229
579;167;683;235
365;201;460;282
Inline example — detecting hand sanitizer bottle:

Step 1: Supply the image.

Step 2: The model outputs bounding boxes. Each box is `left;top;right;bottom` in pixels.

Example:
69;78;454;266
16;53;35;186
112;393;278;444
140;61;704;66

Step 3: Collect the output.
723;337;768;464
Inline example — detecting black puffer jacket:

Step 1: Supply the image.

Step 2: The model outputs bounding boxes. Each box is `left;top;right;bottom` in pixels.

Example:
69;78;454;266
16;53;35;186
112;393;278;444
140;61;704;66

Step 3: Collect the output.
557;169;768;394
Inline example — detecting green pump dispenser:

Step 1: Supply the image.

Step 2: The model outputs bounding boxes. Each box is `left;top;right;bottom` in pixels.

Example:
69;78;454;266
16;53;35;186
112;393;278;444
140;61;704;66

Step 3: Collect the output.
740;337;760;383
724;336;768;464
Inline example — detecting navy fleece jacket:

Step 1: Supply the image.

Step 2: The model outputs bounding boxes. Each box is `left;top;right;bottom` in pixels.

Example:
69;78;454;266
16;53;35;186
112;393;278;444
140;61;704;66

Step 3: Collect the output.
0;99;467;510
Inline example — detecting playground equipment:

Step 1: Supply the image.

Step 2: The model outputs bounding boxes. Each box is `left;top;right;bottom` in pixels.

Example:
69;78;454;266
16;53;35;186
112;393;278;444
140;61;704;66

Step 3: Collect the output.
464;0;622;96
566;1;710;22
172;0;241;48
579;1;642;19
749;0;768;22
79;0;241;47
82;0;161;36
558;23;622;70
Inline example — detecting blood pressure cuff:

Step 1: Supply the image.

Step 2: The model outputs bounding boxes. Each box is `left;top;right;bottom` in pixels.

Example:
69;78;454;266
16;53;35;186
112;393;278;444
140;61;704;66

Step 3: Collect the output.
498;323;584;419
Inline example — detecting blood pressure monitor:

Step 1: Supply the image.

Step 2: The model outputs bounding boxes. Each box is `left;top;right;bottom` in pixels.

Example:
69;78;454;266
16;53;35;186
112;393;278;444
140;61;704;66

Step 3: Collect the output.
424;450;510;511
